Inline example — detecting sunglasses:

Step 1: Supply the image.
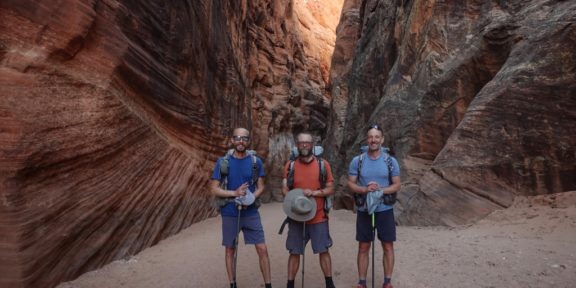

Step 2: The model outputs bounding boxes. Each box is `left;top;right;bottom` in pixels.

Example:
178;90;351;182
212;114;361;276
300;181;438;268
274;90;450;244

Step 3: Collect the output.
367;123;383;132
232;135;250;142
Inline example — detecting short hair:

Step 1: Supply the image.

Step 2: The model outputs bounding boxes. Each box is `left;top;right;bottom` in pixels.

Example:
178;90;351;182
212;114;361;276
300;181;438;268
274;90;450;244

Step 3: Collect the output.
366;123;383;134
295;131;314;143
232;127;250;136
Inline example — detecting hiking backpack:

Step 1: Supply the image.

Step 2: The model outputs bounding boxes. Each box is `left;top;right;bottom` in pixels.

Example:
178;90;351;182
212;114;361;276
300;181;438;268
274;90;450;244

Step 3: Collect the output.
278;145;332;235
286;145;332;212
214;149;260;208
353;146;397;207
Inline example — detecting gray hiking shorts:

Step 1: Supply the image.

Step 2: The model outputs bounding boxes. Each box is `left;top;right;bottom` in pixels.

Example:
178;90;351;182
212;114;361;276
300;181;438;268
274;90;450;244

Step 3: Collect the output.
286;220;332;254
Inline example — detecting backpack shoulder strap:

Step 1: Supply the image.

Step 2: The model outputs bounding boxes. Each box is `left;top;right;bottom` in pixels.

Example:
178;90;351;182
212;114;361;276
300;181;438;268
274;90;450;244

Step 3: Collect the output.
251;153;259;186
219;152;231;189
220;152;231;173
383;152;394;183
357;153;365;180
287;160;296;190
317;157;327;189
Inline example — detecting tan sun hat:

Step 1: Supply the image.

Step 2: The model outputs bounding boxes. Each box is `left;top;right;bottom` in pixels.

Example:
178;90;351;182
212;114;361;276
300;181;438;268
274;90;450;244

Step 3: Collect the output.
283;188;317;222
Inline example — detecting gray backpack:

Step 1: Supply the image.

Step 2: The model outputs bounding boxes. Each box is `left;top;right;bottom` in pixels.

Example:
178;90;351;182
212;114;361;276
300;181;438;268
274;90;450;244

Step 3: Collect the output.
286;146;332;212
214;149;260;208
353;146;397;207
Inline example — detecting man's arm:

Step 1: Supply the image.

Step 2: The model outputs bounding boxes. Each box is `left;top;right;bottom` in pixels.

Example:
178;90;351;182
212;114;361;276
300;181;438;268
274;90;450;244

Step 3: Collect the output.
347;175;369;194
281;178;289;196
210;179;245;198
253;177;265;198
382;176;401;194
312;160;334;197
312;181;334;197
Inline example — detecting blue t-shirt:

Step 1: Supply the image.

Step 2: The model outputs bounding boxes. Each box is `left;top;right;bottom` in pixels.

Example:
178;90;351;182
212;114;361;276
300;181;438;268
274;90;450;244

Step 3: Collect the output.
211;153;265;217
348;152;400;212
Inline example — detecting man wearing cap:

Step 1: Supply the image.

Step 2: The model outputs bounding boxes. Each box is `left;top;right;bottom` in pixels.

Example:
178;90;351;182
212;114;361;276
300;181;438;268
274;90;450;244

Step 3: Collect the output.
347;124;401;288
210;127;272;288
281;132;336;288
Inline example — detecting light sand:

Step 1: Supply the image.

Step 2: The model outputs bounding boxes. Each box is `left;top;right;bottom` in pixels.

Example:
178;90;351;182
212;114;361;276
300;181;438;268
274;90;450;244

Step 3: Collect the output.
58;192;576;288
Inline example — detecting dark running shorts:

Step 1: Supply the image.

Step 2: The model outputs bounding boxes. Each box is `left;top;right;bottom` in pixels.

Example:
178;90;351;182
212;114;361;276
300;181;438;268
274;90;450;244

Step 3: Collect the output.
222;213;265;247
286;220;333;254
356;209;396;242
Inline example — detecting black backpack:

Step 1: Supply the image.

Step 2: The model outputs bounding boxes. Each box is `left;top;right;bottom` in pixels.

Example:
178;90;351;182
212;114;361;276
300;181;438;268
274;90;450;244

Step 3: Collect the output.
353;146;397;207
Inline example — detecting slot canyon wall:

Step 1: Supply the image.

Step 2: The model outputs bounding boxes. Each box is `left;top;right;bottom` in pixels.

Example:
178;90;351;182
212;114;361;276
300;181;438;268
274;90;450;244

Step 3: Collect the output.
327;0;576;225
1;0;575;287
0;0;342;287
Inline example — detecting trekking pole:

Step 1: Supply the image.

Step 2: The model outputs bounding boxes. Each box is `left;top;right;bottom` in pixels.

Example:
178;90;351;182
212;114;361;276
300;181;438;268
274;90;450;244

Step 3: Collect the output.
233;204;242;286
302;222;306;288
371;213;375;288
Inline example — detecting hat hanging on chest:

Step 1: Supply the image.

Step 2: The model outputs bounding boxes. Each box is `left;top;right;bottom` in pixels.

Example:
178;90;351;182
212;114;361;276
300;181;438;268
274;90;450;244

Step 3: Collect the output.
283;188;317;222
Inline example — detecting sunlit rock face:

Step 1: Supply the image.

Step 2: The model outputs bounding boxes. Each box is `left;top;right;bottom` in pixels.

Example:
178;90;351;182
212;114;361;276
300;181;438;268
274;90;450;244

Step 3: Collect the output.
0;0;342;287
328;0;576;225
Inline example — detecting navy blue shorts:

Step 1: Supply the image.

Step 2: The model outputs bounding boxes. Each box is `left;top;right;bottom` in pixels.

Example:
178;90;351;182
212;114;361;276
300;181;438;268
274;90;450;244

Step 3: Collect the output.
222;213;265;247
286;220;332;254
356;209;396;242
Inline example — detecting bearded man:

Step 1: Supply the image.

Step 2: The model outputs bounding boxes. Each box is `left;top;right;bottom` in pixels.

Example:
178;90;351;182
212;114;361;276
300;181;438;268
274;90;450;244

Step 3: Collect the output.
281;132;336;288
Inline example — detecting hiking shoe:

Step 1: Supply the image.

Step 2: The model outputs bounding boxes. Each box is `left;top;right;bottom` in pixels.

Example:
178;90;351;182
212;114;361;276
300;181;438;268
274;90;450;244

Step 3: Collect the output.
382;283;393;288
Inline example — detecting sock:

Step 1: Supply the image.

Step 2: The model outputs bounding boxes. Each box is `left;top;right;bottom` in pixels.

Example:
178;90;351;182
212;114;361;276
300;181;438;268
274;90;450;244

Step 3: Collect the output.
325;276;335;288
265;283;272;288
230;282;237;288
359;279;367;286
384;277;392;284
287;280;295;288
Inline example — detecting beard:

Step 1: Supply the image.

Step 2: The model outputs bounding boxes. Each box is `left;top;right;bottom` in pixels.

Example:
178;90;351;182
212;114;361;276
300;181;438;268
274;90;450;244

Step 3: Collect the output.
368;143;380;152
234;144;246;152
298;148;311;157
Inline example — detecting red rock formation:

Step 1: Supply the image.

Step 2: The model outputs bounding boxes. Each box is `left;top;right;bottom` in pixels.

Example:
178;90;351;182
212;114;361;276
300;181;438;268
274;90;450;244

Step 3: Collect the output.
5;0;573;286
328;0;576;225
0;0;342;287
324;0;363;210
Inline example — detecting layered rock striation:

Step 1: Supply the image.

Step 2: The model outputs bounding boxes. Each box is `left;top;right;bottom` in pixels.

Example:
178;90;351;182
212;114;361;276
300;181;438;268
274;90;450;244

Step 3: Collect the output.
328;0;576;225
0;0;341;287
2;0;575;286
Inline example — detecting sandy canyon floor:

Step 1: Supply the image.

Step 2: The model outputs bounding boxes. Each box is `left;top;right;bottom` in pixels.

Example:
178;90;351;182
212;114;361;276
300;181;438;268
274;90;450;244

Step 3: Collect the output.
58;192;576;288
